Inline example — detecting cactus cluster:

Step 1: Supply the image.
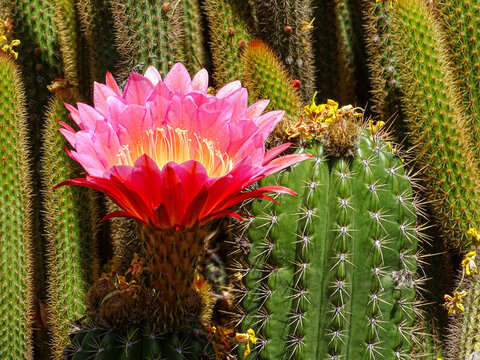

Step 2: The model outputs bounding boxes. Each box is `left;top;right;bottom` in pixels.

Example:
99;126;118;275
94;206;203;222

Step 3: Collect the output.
3;0;480;359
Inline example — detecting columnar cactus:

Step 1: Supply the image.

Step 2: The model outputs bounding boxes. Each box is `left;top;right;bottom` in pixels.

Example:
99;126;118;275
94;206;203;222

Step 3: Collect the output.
41;84;101;358
234;109;426;359
388;0;480;247
0;51;34;360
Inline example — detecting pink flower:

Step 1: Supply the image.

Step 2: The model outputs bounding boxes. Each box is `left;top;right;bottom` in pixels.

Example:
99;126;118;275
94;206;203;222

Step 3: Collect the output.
57;63;311;229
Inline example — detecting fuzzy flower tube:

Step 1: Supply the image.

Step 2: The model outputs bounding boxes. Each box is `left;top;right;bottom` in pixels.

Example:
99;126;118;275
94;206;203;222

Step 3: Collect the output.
57;63;311;331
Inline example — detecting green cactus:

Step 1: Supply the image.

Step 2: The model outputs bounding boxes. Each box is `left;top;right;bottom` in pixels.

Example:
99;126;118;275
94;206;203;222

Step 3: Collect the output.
204;0;253;87
41;85;101;359
250;0;315;102
54;0;88;95
388;0;480;247
76;0;120;94
64;319;215;360
241;39;302;144
181;0;208;74
440;0;480;152
110;0;184;81
0;53;34;360
231;112;434;358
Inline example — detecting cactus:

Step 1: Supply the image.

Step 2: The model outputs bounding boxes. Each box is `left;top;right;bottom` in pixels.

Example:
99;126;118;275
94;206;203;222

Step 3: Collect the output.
233;111;426;359
241;40;302;143
0;53;34;359
181;0;208;73
204;0;253;87
440;0;480;152
54;0;88;94
388;0;480;247
41;84;101;359
110;0;184;80
76;0;120;93
250;0;316;102
64;319;215;360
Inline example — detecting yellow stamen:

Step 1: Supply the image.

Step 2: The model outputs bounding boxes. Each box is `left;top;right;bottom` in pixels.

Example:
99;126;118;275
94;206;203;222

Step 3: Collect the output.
116;126;233;177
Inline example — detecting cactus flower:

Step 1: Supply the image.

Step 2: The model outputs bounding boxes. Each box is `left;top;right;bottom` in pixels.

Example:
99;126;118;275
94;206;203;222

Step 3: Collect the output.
57;63;311;230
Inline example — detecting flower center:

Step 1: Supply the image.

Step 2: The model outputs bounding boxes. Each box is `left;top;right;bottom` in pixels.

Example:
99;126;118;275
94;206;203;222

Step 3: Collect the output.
116;125;234;177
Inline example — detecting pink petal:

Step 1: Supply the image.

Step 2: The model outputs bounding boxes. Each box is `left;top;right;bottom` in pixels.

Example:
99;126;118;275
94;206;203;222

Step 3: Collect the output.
224;87;248;123
144;65;162;85
105;71;122;95
263;143;292;165
247;100;269;120
94;82;120;116
192;69;208;93
65;103;82;127
123;72;155;105
216;81;241;98
263;153;313;177
77;103;106;130
163;63;193;94
255;110;285;141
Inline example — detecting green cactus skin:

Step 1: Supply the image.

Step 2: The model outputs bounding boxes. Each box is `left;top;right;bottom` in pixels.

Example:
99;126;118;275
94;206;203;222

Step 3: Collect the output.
362;2;409;138
0;55;35;359
440;0;480;152
235;130;424;359
204;0;253;88
250;0;315;102
241;40;302;143
76;0;120;96
110;0;184;81
446;255;480;360
54;0;88;96
181;0;208;74
389;0;480;247
42;87;101;359
64;320;215;360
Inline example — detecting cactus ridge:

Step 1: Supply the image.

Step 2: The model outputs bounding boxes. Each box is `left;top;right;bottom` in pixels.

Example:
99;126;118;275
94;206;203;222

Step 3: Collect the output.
41;88;101;359
111;0;185;81
389;0;480;247
233;129;424;359
0;54;35;360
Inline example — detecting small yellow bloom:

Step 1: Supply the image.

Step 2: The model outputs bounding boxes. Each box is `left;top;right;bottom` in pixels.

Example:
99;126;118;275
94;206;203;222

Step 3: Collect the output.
235;328;258;359
300;18;315;32
0;36;20;59
368;120;385;135
467;227;480;245
462;251;478;276
444;290;468;315
304;93;339;122
376;0;395;10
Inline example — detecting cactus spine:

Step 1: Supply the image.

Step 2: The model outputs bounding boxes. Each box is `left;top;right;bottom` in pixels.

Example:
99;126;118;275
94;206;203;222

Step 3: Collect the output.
0;53;34;359
42;86;101;359
235;119;423;359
